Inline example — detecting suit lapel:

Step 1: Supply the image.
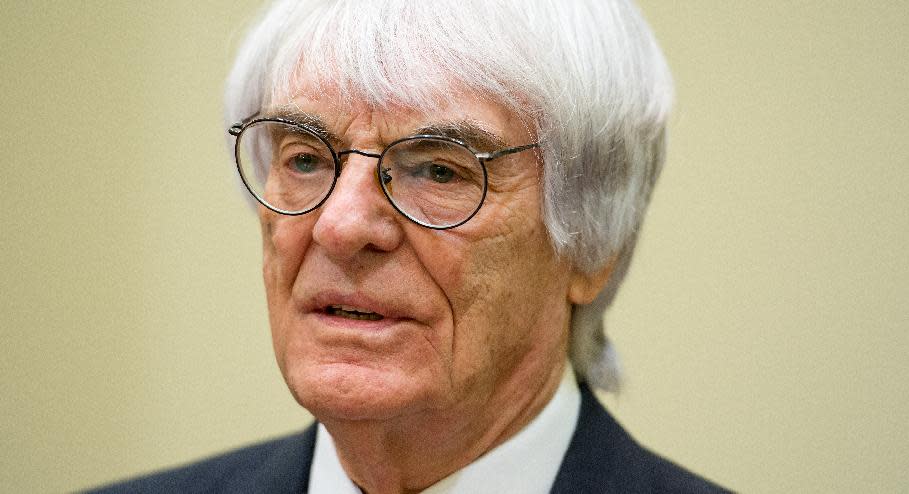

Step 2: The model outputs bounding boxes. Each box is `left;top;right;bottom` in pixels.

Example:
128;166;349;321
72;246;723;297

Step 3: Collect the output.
550;383;636;493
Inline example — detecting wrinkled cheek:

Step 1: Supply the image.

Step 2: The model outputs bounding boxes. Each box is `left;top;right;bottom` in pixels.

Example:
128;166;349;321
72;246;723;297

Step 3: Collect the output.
259;213;314;376
261;216;314;293
414;233;471;303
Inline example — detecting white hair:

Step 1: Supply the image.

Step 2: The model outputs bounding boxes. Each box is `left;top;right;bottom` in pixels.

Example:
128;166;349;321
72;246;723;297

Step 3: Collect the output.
225;0;673;392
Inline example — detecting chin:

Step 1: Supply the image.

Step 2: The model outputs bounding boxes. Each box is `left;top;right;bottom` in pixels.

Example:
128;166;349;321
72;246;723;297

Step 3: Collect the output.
284;361;439;421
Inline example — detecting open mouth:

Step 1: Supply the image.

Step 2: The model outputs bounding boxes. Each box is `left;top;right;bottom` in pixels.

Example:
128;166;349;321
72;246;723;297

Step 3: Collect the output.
325;304;384;321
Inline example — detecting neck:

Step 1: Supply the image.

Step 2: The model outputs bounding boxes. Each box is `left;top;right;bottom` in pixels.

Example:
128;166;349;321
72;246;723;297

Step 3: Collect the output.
320;355;568;494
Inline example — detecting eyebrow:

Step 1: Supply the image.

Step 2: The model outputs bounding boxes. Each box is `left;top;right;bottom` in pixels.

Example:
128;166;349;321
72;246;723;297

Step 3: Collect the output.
267;106;339;144
411;121;508;152
263;106;509;152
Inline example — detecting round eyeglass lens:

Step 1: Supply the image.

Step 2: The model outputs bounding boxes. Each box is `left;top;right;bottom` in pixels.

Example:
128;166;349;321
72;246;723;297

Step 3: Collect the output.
380;137;486;228
236;121;336;214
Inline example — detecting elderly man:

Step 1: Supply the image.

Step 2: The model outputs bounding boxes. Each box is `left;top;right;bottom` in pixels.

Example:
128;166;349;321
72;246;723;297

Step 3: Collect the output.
92;1;726;493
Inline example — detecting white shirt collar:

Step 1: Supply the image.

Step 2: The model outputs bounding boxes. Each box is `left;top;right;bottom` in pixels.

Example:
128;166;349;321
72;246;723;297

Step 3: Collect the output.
308;365;581;494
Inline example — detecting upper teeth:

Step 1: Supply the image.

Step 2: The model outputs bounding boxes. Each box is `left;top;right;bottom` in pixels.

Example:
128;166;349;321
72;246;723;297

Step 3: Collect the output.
330;304;374;314
326;304;383;320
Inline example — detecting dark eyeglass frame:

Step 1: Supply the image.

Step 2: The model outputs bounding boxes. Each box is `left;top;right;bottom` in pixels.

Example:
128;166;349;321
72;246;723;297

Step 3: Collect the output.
228;115;539;229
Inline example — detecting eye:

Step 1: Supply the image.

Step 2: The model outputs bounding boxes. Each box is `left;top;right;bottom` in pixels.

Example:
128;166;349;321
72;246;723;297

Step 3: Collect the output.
428;163;455;183
291;153;321;173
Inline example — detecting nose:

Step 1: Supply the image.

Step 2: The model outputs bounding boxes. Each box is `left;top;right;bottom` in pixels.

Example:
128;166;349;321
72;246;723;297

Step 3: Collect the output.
311;156;404;259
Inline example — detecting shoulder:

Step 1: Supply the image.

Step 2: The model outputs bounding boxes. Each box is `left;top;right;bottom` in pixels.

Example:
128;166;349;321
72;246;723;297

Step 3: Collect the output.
83;426;317;494
551;383;731;494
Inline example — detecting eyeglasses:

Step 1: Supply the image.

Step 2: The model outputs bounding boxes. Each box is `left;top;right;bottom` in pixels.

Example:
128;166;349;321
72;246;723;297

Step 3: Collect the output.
228;116;539;229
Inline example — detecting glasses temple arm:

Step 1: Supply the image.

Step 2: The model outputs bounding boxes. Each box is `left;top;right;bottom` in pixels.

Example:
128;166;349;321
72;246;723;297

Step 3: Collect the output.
478;143;539;161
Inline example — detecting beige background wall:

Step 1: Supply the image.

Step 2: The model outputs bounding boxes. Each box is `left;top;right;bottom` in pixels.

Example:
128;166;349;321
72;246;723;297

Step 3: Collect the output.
1;2;907;492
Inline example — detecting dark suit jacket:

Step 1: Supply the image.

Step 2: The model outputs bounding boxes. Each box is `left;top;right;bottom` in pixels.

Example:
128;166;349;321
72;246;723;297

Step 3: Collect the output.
87;384;729;493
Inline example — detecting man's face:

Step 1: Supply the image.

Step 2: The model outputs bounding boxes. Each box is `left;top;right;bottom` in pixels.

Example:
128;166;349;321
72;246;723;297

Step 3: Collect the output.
260;88;578;422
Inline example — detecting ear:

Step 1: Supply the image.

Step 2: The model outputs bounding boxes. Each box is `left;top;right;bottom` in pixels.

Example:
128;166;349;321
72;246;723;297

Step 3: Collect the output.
568;257;617;305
